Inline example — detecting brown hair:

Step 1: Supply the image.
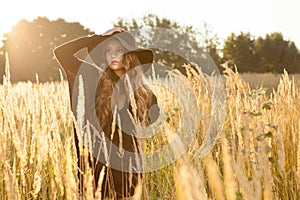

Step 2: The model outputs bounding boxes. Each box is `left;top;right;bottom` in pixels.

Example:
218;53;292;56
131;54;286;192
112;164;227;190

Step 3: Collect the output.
95;52;154;134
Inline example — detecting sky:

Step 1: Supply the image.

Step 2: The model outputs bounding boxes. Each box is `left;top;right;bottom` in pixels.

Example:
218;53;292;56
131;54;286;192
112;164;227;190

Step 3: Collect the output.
1;0;300;48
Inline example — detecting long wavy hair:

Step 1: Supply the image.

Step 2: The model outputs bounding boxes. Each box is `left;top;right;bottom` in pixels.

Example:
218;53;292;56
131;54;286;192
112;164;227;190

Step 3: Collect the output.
94;51;155;134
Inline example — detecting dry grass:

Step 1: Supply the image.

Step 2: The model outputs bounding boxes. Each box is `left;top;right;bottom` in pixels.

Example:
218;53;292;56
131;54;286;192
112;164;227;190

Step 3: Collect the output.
241;72;300;91
0;60;299;199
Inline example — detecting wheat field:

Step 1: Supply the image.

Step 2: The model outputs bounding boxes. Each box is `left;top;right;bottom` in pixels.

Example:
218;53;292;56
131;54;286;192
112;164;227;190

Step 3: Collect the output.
241;72;300;92
0;63;299;200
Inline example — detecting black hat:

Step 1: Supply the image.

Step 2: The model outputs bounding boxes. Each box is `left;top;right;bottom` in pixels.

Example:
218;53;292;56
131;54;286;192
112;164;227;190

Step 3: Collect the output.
87;29;154;67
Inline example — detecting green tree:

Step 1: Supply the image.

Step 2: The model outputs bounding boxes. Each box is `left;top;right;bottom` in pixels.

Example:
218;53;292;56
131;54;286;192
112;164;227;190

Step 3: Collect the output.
114;14;222;74
255;32;300;73
198;22;222;70
222;32;260;72
2;17;93;83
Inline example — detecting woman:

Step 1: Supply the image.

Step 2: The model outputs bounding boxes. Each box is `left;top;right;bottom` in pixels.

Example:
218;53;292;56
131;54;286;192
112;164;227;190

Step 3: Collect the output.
54;28;159;199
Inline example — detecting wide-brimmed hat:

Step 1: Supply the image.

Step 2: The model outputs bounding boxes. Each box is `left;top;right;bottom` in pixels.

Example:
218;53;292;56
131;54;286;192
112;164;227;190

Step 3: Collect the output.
87;30;154;67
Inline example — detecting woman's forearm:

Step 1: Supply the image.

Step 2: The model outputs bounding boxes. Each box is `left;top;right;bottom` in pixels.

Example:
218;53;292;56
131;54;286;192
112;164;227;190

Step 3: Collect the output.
54;35;91;74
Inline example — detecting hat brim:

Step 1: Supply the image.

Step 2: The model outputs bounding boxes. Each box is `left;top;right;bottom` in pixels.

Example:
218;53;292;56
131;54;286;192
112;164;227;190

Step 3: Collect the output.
87;31;154;67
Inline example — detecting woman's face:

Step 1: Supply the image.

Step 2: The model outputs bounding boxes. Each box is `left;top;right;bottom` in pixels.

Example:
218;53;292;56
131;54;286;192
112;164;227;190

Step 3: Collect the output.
105;39;126;77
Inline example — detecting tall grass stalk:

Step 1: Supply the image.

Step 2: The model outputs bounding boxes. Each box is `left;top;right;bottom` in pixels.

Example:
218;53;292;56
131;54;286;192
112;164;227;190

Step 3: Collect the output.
0;62;299;199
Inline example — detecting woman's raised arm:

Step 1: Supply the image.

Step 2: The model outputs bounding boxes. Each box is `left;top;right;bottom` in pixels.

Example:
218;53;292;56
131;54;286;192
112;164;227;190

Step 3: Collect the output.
53;36;92;76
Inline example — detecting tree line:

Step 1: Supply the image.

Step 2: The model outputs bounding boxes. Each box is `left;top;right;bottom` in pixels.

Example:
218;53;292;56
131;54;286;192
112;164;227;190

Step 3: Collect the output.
0;14;299;83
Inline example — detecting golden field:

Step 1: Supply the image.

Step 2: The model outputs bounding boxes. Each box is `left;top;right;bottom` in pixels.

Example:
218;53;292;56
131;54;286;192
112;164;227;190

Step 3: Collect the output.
241;72;300;91
0;64;299;200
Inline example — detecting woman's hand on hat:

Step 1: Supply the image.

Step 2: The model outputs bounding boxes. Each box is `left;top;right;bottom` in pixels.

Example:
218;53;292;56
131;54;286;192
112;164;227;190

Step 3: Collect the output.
103;27;126;36
89;28;126;39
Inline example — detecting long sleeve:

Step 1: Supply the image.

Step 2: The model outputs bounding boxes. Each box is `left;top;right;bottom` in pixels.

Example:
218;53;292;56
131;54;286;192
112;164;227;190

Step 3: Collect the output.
53;36;96;100
54;36;91;76
149;93;160;124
